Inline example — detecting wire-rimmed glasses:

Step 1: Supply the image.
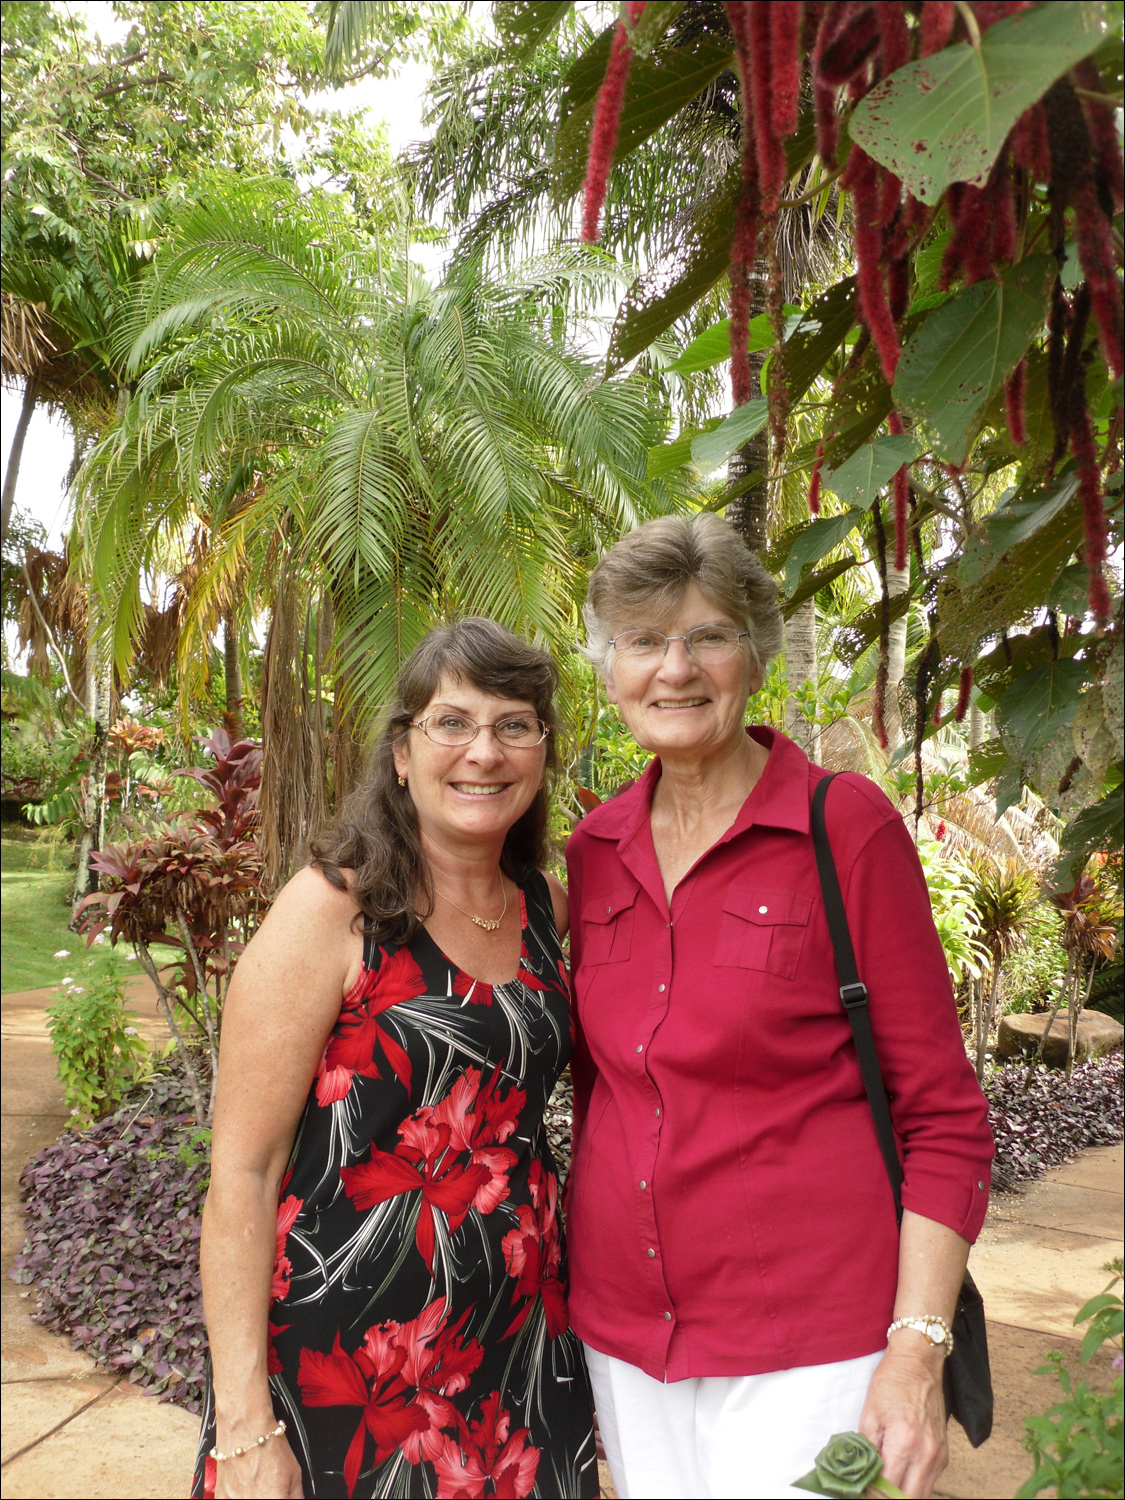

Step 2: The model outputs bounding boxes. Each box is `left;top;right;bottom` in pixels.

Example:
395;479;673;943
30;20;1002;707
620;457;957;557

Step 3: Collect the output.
411;712;550;748
609;625;750;663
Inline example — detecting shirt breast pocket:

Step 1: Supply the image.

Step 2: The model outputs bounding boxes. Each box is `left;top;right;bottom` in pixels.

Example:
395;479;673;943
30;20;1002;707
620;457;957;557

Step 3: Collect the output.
713;885;812;980
581;882;641;966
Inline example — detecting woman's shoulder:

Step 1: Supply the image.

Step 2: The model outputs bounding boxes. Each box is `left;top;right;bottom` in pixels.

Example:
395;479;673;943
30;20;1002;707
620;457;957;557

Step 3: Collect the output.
269;862;363;931
813;767;904;855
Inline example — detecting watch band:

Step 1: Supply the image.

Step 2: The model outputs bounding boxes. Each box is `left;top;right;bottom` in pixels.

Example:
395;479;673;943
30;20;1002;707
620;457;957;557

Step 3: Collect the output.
887;1314;954;1358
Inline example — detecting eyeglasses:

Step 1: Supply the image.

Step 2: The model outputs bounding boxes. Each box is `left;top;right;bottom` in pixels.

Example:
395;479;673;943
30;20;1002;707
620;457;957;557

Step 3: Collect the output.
411;713;550;748
609;625;750;663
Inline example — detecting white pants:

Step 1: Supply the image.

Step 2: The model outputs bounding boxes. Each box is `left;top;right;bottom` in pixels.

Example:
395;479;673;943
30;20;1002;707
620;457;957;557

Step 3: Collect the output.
583;1343;883;1500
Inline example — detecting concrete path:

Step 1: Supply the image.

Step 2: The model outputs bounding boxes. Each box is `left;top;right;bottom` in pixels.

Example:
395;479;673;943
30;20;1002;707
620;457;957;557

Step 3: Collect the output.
2;978;1121;1499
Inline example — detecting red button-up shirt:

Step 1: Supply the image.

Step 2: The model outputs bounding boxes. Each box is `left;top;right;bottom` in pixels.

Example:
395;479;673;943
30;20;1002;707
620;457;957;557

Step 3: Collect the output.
565;727;993;1381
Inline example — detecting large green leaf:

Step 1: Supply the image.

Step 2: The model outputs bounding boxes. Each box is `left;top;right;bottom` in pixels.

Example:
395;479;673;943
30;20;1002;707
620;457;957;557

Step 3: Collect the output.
667;311;796;375
781;557;858;616
554;35;732;200
958;475;1078;587
646;414;722;478
893;256;1054;465
783;276;857;404
1053;783;1125;888
493;0;574;58
938;488;1086;658
782;509;864;591
824;433;920;510
849;2;1107;204
995;658;1091;759
627;0;687;56
690;398;768;473
606;118;817;371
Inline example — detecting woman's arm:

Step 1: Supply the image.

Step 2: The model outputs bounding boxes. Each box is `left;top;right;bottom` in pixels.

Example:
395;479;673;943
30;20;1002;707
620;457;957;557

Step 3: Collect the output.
859;1210;969;1499
544;868;569;940
201;867;361;1499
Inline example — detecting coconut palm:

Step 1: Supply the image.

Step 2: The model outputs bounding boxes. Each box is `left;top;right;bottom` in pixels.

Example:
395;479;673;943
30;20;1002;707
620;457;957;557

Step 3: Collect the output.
81;180;682;877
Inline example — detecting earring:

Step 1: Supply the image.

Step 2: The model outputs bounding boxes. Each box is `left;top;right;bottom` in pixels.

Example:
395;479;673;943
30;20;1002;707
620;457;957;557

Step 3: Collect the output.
397;775;407;788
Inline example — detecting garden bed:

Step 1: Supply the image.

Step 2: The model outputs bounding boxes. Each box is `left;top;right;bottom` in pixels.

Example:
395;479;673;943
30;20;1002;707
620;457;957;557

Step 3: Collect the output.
10;1057;1122;1414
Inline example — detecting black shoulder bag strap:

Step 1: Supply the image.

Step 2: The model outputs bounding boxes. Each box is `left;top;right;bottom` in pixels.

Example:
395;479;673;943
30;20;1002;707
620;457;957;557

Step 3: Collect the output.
809;773;993;1448
811;774;904;1219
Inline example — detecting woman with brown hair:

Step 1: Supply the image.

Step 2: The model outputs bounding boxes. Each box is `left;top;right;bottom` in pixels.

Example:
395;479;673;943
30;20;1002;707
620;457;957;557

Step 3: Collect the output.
192;618;597;1500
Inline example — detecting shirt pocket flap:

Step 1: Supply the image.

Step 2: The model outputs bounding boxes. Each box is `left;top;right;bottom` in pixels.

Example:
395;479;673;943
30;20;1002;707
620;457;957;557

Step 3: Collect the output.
583;881;642;926
721;886;812;926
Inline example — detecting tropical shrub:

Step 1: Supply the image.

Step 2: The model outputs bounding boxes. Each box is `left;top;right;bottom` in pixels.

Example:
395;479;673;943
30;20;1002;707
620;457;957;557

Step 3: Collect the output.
1019;1259;1124;1500
76;729;268;1121
986;1057;1124;1192
915;840;989;985
1004;904;1071;1014
9;1064;209;1411
44;943;150;1125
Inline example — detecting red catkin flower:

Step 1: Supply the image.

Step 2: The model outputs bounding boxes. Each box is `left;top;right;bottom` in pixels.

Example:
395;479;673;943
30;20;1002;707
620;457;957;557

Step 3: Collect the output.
816;1;880;87
724;0;760;409
971;0;1032;28
580;1;647;244
954;666;973;723
1071;402;1113;623
940;181;994;289
990;156;1018;268
876;3;910;76
920;1;955;56
1073;59;1125;214
808;441;825;515
887;409;910;571
1011;104;1050;183
1071;179;1125;381
811;3;847;165
769;1;803;141
748;2;786;214
845;146;900;384
1005;358;1028;446
932;697;944;728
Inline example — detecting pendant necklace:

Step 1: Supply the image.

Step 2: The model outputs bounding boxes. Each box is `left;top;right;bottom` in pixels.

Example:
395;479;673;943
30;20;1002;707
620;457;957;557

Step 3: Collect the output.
435;878;508;932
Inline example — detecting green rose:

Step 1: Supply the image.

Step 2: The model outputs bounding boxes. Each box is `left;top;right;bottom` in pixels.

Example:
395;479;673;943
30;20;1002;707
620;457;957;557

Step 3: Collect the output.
793;1432;905;1499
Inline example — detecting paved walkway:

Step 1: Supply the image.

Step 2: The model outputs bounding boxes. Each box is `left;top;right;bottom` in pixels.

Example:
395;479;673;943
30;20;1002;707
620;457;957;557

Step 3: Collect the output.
2;980;1122;1499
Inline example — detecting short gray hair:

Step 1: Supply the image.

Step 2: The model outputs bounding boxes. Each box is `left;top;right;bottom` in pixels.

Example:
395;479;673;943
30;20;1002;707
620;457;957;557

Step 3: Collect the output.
582;513;784;674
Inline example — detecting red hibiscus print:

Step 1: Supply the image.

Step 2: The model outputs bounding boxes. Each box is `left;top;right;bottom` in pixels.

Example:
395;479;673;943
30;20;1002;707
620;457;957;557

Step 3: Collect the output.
266;1318;289;1375
316;946;425;1105
453;969;493;1006
341;1117;491;1274
432;1391;540;1499
362;1298;484;1463
429;1065;525;1214
270;1193;303;1302
501;1161;568;1339
202;1454;217;1499
298;1332;428;1497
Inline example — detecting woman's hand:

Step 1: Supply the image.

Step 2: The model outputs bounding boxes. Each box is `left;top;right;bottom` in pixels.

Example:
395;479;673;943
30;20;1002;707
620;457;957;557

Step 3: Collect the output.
214;1434;304;1498
858;1342;947;1499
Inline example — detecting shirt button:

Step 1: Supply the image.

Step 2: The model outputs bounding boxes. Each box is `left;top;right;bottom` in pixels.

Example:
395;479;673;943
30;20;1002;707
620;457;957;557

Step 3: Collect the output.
636;1044;643;1053
657;983;666;993
664;1311;672;1321
978;1180;986;1190
758;904;768;914
639;1180;647;1190
647;1248;656;1258
606;905;612;914
654;1107;661;1117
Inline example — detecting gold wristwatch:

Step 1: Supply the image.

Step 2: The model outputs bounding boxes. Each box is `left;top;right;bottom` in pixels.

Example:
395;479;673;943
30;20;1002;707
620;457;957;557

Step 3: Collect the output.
886;1314;954;1358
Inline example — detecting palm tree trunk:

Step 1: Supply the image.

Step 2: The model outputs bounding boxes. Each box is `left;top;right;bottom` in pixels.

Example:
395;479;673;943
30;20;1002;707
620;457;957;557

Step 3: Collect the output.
969;701;986;750
725;261;771;555
784;599;820;760
72;617;112;914
883;562;910;749
222;608;244;740
2;377;38;549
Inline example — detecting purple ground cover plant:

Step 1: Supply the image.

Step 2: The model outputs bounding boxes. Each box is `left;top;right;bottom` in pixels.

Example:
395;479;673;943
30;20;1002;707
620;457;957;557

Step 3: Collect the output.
9;1066;210;1412
987;1056;1124;1192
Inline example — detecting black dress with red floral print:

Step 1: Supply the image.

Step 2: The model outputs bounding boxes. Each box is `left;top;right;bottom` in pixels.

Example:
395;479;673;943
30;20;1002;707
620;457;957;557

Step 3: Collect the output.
192;874;597;1500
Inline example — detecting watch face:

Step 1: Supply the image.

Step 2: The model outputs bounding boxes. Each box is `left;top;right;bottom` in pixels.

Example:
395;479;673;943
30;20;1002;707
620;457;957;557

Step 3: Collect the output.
927;1325;944;1344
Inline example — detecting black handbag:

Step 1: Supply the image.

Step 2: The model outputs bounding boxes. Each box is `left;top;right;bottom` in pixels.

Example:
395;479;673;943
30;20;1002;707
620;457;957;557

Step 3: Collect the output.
810;774;993;1448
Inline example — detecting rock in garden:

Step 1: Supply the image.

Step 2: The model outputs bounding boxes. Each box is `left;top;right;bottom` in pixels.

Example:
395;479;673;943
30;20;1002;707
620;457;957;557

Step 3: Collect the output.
997;1011;1125;1069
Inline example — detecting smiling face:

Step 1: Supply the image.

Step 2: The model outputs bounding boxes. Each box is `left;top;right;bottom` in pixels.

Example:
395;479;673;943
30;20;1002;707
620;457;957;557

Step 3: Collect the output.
604;581;763;763
392;674;547;853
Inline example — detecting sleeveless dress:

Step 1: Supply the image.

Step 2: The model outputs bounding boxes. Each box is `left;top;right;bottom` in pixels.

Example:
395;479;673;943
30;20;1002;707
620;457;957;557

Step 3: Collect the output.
192;873;598;1499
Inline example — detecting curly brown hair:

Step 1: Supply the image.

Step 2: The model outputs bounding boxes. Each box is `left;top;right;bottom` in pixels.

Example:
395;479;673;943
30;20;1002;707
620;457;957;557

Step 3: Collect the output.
309;618;560;946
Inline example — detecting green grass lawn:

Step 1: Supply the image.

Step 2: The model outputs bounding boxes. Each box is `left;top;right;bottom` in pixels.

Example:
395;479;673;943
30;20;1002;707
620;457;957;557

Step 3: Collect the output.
2;829;77;993
1;829;181;995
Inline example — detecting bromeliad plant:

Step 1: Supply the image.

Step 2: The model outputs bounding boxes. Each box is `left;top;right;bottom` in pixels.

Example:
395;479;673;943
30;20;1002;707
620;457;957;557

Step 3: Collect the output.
1038;870;1122;1077
76;729;268;1122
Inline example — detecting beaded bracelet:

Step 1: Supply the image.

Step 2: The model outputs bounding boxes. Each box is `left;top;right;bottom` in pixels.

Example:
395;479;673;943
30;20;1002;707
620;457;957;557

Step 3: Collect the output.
887;1314;954;1358
210;1417;287;1462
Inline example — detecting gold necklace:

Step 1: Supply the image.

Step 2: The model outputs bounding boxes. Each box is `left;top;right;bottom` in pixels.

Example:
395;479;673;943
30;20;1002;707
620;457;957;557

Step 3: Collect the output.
434;878;508;932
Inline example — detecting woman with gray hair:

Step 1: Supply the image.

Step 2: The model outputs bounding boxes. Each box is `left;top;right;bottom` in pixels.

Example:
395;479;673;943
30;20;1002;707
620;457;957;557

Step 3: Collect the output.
566;515;992;1500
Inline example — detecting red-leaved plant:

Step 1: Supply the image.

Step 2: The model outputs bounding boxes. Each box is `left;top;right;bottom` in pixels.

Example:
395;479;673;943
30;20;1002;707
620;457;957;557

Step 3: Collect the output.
76;730;268;1121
